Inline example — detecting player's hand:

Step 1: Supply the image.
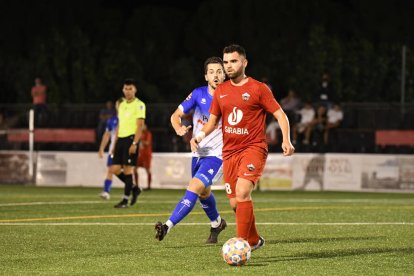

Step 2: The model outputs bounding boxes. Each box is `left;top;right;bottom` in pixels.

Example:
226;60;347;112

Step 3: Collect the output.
175;125;192;136
190;138;199;152
281;141;295;156
98;150;104;158
129;144;137;155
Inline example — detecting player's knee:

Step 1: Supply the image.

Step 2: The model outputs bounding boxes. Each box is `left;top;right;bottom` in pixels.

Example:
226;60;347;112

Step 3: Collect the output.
187;179;205;195
199;189;210;200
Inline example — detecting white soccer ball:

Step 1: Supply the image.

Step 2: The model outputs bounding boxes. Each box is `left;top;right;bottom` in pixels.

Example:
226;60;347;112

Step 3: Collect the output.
222;237;251;266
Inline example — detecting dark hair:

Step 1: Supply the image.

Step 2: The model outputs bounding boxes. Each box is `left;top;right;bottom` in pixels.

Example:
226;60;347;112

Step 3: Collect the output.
204;57;224;74
123;78;137;87
223;44;247;58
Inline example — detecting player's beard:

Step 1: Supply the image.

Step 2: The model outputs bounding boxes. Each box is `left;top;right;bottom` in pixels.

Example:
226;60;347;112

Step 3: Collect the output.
227;67;243;80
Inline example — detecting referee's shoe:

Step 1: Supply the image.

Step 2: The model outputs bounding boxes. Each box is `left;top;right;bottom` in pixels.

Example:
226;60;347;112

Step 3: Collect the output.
131;185;141;206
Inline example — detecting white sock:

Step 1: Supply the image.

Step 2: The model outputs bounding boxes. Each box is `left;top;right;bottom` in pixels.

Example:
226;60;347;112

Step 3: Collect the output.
166;220;174;232
211;216;221;228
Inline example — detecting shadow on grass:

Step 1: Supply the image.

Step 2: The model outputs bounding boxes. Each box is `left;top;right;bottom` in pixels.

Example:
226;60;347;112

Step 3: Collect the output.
165;243;220;249
266;236;384;244
250;247;414;266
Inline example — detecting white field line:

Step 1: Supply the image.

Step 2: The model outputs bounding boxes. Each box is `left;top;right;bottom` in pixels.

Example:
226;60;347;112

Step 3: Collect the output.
1;198;414;207
0;222;413;226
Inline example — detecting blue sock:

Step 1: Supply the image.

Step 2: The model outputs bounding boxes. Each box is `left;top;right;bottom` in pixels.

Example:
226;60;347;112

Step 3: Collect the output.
104;179;112;193
168;190;199;225
199;192;219;222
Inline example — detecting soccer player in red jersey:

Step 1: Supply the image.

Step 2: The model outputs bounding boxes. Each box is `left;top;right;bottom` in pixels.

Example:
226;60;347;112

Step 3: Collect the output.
190;44;295;251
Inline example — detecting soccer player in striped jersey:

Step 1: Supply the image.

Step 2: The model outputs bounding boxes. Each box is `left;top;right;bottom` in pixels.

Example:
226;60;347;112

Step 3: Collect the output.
155;57;227;244
98;100;120;200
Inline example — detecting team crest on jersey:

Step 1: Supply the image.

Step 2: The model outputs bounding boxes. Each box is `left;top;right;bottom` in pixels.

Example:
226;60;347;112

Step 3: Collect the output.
242;92;251;101
247;163;255;171
185;93;192;101
201;98;207;104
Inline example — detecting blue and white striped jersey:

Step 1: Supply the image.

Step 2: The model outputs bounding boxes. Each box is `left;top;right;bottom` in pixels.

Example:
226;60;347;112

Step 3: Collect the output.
105;115;119;154
179;86;223;159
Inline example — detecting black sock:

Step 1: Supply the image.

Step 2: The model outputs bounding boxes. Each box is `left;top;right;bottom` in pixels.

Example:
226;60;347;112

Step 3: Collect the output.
117;172;126;182
124;174;133;196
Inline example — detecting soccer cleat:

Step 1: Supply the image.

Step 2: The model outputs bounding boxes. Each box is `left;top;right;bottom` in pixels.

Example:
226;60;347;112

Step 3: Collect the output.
155;221;169;241
114;199;128;208
206;218;227;244
251;236;265;252
99;191;110;200
130;186;141;206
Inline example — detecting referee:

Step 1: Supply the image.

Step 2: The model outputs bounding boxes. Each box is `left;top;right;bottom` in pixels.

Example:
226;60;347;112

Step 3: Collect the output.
111;79;146;208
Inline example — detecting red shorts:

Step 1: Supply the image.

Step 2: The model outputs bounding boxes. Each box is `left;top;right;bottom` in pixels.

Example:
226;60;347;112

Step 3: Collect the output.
137;154;152;170
223;146;267;198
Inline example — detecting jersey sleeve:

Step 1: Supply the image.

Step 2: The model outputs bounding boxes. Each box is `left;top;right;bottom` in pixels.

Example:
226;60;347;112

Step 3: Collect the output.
259;83;281;113
136;101;146;119
209;86;222;117
105;118;112;132
179;90;197;114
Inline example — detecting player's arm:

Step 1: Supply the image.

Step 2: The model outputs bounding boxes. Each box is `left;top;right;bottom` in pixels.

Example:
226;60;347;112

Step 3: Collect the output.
190;114;219;152
110;127;119;156
170;108;192;136
130;118;144;155
98;131;111;158
273;109;295;156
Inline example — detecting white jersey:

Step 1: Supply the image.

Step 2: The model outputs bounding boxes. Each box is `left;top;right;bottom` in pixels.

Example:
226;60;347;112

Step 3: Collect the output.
179;86;223;159
105;115;119;154
327;108;343;124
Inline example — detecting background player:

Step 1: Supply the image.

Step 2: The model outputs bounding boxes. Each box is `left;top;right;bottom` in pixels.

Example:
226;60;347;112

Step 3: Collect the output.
155;57;227;244
191;45;295;250
98;99;120;200
134;122;152;190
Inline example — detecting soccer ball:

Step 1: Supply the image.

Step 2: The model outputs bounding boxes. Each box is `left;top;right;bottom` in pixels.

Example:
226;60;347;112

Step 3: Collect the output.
222;237;251;266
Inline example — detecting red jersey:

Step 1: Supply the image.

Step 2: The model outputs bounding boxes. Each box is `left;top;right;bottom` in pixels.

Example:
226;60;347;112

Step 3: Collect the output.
210;77;280;158
139;129;153;157
31;85;47;105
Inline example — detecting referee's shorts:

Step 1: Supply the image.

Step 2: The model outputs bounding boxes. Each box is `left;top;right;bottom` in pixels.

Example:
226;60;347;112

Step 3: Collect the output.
112;135;139;166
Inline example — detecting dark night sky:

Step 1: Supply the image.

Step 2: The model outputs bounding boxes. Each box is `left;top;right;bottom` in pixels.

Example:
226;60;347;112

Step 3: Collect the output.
0;0;413;104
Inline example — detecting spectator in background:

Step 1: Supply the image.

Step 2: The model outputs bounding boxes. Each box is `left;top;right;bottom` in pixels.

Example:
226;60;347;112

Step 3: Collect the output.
324;103;343;145
97;100;116;141
31;77;47;126
266;119;280;151
303;104;327;146
317;72;335;108
280;89;301;124
134;123;152;190
292;102;315;145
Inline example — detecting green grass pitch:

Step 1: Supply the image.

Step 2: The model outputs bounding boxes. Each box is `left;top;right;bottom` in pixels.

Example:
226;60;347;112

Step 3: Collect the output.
0;185;413;275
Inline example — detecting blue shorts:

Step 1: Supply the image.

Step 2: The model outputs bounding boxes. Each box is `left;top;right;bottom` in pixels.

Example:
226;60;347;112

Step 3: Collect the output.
107;154;113;167
191;156;223;187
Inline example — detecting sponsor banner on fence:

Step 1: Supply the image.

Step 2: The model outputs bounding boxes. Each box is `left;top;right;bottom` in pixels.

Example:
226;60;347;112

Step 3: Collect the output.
36;152;124;188
151;153;192;189
359;154;414;192
1;150;413;193
0;151;31;184
292;154;326;191
260;154;293;190
34;152;222;189
324;154;362;191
